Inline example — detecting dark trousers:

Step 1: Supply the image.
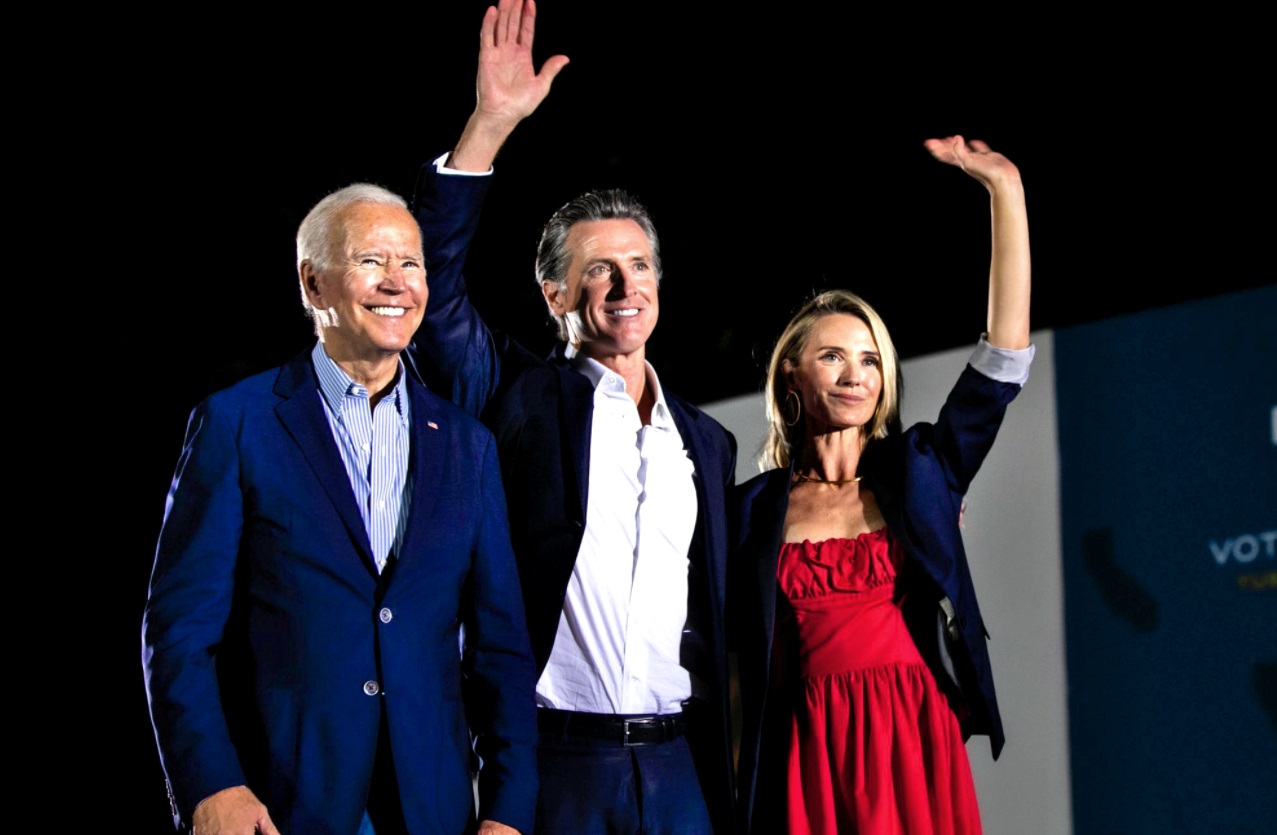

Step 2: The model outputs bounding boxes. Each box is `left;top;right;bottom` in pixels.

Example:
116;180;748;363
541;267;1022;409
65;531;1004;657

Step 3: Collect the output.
535;728;713;835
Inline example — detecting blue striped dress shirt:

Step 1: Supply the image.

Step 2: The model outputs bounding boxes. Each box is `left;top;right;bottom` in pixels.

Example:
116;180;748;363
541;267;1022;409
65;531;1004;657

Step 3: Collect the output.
310;342;412;573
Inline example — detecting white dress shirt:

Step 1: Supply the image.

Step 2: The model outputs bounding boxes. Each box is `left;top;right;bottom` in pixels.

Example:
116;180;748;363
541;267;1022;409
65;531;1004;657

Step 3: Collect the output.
535;349;699;715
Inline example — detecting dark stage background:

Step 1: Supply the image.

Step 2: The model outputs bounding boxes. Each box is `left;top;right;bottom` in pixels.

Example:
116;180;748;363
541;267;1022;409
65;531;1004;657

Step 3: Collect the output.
121;3;1270;829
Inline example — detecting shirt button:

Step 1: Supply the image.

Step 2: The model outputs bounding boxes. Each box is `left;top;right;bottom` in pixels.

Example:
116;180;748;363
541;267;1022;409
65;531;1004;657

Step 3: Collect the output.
377;500;386;511
379;607;393;624
363;680;380;696
361;442;370;452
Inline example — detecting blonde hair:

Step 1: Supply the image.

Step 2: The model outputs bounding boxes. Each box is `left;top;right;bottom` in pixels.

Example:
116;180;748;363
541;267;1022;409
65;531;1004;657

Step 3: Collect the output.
760;290;901;471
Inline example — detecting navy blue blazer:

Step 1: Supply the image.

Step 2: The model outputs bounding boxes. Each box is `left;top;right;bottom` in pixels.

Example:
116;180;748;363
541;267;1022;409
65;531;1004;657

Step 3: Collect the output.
142;349;538;835
409;163;738;834
731;363;1022;832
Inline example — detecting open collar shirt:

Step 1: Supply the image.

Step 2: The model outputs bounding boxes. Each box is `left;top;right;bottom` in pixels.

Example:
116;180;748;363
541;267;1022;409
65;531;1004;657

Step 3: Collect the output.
535;348;699;715
311;342;412;573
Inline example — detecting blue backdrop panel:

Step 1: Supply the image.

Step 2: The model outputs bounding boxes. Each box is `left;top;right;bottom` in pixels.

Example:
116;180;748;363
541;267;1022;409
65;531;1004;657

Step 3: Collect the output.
1056;285;1276;834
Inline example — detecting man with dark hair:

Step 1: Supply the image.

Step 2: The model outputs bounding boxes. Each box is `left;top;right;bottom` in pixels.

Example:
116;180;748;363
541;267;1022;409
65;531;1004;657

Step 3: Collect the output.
409;1;736;832
143;178;538;834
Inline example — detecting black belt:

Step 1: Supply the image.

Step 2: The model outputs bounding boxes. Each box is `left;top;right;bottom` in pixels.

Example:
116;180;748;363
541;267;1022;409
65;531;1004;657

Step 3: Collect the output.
538;708;689;747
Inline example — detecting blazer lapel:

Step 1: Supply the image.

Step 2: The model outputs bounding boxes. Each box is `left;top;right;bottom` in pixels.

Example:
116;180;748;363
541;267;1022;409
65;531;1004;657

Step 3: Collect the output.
755;467;792;654
551;349;593;522
395;379;445;573
272;351;375;569
668;398;727;624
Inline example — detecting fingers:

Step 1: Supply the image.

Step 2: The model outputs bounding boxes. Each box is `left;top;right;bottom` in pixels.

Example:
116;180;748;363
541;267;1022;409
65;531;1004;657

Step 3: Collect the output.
925;135;996;156
192;786;275;835
921;137;949;155
520;0;538;50
485;0;542;52
481;0;514;49
491;0;533;47
480;4;498;49
923;135;1005;170
539;53;570;85
499;0;520;45
923;133;1021;190
922;135;962;165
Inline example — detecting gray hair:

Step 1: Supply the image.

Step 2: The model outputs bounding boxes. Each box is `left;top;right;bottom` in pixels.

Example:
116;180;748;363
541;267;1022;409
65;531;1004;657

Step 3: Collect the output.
296;183;409;326
535;189;662;341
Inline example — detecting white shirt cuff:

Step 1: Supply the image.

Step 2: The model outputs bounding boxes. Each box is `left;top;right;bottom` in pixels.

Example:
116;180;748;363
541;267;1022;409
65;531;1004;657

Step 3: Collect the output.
432;152;493;177
969;334;1034;386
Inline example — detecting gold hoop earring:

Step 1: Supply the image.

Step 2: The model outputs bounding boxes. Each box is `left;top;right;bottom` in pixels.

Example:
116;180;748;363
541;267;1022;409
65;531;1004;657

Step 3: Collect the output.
783;391;802;427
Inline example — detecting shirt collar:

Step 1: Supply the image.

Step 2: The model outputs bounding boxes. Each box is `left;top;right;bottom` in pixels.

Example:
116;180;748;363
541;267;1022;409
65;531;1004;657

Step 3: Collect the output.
310;342;410;423
563;344;674;428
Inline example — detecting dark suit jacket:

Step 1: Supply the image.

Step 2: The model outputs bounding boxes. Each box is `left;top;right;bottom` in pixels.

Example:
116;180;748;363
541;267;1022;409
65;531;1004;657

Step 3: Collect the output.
142;349;538;835
410;163;738;834
730;363;1022;833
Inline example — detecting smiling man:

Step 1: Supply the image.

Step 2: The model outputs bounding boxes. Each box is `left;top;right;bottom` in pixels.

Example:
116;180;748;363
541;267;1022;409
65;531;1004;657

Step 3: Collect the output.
142;184;538;835
407;2;737;833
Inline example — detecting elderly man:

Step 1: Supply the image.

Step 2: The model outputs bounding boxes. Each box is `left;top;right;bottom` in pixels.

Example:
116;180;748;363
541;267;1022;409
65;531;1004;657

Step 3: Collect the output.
142;182;538;834
408;2;736;833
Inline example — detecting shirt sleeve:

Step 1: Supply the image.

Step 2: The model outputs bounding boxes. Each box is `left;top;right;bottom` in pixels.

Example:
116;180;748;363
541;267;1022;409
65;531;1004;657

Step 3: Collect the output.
969;334;1035;386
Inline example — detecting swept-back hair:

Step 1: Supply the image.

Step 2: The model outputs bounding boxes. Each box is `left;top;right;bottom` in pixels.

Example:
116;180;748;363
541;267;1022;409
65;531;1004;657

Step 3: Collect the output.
535;189;661;341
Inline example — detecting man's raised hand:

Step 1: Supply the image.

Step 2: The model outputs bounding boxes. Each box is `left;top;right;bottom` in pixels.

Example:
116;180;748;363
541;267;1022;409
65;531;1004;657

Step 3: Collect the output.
450;0;569;171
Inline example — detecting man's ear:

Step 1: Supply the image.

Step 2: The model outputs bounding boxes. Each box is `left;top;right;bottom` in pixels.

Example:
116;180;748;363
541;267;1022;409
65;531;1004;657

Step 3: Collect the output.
542;280;566;317
300;262;326;307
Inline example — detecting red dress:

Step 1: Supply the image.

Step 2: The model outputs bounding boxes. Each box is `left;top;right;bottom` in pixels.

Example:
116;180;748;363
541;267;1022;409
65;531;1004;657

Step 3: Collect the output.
775;529;982;835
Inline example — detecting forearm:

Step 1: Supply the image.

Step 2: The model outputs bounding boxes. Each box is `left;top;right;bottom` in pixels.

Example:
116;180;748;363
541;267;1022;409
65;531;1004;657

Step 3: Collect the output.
985;172;1031;350
449;111;523;173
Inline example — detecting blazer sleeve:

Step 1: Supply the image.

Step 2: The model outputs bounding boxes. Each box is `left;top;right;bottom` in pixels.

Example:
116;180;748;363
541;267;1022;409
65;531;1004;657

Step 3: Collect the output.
462;432;539;832
410;161;504;418
141;396;248;823
925;363;1025;495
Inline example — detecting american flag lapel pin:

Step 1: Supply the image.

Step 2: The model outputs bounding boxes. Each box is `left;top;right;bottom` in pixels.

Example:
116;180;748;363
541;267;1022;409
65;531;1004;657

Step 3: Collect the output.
427;420;439;430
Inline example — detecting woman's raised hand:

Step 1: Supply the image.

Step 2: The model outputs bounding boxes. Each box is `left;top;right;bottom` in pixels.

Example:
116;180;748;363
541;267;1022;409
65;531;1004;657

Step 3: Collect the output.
924;134;1031;350
923;135;1021;192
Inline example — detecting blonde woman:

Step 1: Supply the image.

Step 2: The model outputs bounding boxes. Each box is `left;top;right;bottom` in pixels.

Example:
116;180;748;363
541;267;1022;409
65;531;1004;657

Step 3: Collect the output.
730;136;1032;834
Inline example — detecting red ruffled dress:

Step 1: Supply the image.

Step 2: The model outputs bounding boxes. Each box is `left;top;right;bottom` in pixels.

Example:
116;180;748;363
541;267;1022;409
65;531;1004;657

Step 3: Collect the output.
774;528;982;835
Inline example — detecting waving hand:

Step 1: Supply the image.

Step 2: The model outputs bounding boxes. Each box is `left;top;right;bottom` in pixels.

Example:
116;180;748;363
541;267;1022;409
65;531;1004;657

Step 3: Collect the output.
451;0;570;171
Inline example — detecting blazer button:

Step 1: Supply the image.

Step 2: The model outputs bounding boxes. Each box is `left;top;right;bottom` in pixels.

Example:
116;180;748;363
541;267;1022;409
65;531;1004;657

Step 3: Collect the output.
363;680;380;696
379;607;393;624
